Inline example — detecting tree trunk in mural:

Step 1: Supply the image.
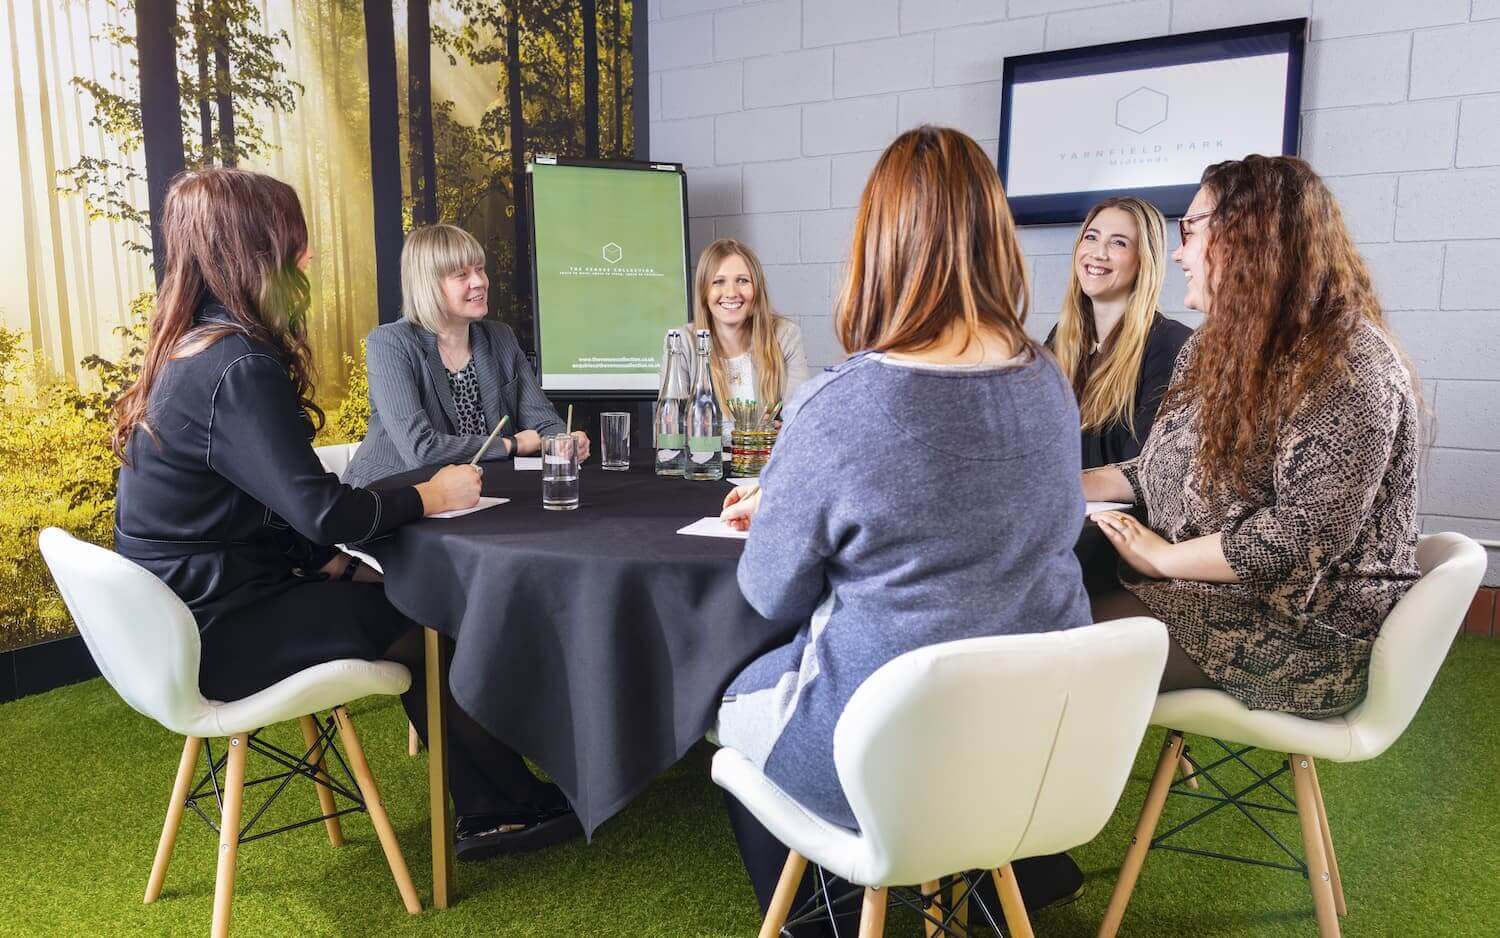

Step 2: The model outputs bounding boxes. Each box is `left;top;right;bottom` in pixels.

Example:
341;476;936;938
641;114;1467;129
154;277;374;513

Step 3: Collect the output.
583;0;598;158
213;2;236;166
57;1;101;351
408;0;437;226
7;0;46;355
191;0;212;161
364;0;404;324
136;0;187;284
506;2;529;331
83;0;127;319
31;0;77;377
611;0;622;154
330;0;352;354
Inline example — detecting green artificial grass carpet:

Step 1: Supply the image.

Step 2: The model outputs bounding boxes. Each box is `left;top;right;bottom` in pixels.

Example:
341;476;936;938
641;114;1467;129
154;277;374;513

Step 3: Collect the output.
1;635;1497;936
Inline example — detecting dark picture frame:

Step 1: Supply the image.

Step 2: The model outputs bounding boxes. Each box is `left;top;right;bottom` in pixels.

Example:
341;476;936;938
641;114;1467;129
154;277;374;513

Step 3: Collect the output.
998;18;1307;225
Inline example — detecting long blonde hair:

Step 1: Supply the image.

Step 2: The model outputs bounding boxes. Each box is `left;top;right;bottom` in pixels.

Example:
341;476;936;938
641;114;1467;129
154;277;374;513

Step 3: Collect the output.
1052;197;1167;434
691;239;786;406
836;125;1031;357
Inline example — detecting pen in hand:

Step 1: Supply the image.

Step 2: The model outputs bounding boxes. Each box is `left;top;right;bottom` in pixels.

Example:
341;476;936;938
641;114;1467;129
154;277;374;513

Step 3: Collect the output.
469;414;510;466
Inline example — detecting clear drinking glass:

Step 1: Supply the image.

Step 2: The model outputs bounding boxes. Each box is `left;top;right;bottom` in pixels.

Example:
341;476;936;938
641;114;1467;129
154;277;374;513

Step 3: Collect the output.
542;433;580;510
601;412;631;471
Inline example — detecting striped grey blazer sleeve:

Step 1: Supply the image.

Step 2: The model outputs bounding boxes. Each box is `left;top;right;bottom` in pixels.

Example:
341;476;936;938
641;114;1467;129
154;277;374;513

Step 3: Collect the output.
491;324;566;437
364;326;499;466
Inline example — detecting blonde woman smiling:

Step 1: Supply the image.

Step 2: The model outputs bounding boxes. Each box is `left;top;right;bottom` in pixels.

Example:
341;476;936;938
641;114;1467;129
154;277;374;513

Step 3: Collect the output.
346;224;589;487
660;239;809;411
1047;197;1191;469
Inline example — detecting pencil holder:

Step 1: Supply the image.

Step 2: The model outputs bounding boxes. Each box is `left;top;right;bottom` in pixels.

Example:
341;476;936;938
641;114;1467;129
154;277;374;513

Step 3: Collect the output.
728;428;777;478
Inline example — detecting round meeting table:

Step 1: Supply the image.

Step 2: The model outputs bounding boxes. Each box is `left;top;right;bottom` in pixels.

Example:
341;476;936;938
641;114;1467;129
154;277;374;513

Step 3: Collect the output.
365;454;796;906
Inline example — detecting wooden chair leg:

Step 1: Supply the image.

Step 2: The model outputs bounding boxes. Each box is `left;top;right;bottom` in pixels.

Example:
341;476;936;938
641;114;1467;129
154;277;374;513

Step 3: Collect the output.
425;627;456;909
759;850;808;938
1290;754;1341;937
993;865;1035;938
333;706;422;915
921;879;943;937
858;886;887;938
298;715;345;848
1307;758;1347;916
951;875;969;934
145;736;201;903
1178;752;1200;790
408;720;421;757
210;733;250;938
1098;731;1185;938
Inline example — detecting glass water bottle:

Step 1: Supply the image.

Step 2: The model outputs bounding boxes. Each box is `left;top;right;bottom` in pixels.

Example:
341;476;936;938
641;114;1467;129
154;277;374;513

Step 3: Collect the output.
686;329;724;481
655;330;689;477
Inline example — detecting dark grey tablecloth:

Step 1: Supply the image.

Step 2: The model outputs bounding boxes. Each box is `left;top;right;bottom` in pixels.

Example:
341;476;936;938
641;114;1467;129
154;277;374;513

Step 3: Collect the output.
365;459;796;836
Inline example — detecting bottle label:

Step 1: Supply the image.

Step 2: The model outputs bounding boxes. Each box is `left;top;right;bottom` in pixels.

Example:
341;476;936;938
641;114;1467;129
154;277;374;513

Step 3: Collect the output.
656;432;685;448
688;435;722;464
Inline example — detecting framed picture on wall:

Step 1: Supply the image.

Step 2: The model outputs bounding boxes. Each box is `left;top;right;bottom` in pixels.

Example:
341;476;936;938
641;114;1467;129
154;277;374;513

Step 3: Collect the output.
998;18;1307;225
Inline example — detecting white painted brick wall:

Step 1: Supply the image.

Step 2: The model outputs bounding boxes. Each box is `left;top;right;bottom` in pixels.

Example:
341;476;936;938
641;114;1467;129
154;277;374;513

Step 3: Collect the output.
650;0;1500;580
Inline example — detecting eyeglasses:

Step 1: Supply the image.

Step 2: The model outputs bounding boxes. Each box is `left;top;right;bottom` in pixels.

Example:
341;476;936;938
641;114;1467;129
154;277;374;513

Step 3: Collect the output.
1178;209;1215;245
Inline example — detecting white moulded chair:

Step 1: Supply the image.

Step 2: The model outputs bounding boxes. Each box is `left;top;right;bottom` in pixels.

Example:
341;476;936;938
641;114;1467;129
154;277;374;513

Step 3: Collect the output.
1099;533;1487;938
38;528;421;937
713;618;1170;938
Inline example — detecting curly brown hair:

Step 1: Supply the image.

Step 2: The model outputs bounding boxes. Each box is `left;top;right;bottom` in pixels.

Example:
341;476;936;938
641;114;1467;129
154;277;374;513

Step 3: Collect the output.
1161;155;1397;497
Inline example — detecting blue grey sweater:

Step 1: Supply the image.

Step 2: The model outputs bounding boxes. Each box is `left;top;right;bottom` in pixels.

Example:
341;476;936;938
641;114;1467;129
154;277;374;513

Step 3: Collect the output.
724;348;1092;829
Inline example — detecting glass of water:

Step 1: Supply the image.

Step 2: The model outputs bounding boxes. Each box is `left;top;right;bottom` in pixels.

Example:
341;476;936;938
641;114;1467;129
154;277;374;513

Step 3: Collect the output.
601;412;631;471
542;433;580;511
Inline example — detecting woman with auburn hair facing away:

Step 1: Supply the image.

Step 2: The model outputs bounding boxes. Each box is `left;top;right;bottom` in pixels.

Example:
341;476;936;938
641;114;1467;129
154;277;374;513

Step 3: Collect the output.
1048;196;1191;469
1085;155;1421;716
344;223;589;488
113;170;580;862
660;238;809;414
715;126;1092;928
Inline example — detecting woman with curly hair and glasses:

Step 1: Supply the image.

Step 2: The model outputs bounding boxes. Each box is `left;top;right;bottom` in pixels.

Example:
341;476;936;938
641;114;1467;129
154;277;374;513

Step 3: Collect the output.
1084;155;1421;717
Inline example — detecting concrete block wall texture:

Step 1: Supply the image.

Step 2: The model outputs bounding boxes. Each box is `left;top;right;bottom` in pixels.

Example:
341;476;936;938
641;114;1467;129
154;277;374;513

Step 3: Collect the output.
647;0;1500;583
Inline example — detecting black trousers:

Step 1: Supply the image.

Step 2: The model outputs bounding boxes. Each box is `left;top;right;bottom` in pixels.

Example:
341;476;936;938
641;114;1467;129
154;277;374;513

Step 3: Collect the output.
197;579;557;817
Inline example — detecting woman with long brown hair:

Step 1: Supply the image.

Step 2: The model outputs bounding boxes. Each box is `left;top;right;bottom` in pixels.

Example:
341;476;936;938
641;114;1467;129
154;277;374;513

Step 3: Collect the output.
715;126;1092;927
660;238;808;414
113;168;581;861
1048;196;1191;468
1084;155;1421;716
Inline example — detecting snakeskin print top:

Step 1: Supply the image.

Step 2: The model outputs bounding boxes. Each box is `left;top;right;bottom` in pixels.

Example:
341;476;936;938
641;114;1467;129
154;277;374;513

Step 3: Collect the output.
1118;320;1420;717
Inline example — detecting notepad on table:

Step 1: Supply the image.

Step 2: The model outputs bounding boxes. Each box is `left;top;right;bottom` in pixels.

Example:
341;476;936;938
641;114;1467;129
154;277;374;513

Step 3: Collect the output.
677;517;749;540
513;457;543;471
1085;501;1131;516
431;496;509;519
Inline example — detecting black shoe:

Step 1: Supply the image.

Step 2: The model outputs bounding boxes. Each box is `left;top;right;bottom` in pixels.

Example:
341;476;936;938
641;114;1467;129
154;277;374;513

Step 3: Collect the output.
454;806;583;862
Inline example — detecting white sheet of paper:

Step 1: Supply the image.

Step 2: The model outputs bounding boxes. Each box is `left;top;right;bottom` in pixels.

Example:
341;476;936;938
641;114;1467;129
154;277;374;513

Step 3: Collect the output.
1086;501;1132;516
513;457;543;471
727;477;759;487
677;516;749;540
430;496;509;519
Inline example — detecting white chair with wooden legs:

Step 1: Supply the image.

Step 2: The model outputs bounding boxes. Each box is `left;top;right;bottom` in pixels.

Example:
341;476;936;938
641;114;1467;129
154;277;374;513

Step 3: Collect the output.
713;618;1170;938
1099;533;1486;938
38;528;422;937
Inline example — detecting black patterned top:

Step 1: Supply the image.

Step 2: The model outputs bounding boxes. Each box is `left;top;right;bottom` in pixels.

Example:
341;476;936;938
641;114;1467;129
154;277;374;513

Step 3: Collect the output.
1118;321;1420;717
445;360;488;436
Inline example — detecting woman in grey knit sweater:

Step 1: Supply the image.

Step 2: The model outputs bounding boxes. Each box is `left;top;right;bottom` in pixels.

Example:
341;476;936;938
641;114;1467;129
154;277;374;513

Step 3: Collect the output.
716;126;1094;921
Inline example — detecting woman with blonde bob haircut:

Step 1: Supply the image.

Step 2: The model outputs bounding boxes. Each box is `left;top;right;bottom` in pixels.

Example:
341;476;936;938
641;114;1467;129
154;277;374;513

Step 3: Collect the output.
661;238;808;412
715;126;1094;926
345;223;588;488
1048;197;1191;469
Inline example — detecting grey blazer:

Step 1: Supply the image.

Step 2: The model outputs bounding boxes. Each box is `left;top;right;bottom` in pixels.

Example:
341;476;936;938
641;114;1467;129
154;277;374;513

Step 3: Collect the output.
344;319;565;487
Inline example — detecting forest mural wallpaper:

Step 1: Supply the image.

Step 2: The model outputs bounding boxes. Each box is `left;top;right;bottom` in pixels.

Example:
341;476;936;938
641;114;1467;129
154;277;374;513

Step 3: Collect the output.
0;0;641;651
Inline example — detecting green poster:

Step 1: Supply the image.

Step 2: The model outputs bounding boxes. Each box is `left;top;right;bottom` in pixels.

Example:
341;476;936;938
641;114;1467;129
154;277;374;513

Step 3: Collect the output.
530;163;690;391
